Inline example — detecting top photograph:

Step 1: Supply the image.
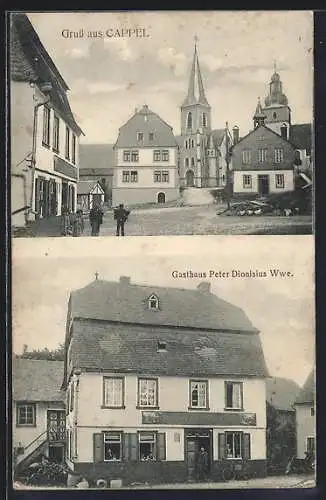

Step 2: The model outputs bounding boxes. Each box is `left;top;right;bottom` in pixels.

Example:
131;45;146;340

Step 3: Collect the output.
10;11;313;237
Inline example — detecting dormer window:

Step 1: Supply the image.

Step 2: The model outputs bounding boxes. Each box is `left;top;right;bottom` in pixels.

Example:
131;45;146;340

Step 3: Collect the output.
157;340;167;352
148;294;159;310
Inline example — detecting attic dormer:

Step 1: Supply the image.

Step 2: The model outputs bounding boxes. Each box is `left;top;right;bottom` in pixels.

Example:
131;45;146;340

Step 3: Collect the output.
148;294;159;311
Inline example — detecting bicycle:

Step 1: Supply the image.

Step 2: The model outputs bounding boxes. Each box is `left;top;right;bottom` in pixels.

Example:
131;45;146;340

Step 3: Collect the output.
221;462;251;482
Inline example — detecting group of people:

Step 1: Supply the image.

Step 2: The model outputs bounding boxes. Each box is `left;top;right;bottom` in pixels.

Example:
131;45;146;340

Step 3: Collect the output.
60;203;130;237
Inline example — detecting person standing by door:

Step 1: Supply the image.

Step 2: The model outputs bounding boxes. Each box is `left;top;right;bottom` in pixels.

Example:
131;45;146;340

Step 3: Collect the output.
89;203;103;236
196;446;209;481
114;203;130;237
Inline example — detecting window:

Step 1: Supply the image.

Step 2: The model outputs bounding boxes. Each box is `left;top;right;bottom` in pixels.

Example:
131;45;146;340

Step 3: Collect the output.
311;407;315;417
103;377;124;408
149;132;154;141
72;135;76;164
258;148;268;163
202;113;207;127
104;432;122;461
191;157;195;167
275;148;284;163
187;112;192;129
139;432;156;461
185;140;188;149
153;150;161;162
17;403;36;426
123;150;131;162
130;171;138;183
273;112;277;119
189;380;208;409
42;106;51;146
162;171;169;182
275;174;284;188
225;381;243;409
53;115;59;152
154;171;161;182
306;437;315;456
191;139;194;148
162;150;169;161
137;132;143;141
157;340;167;352
138;378;158;407
122;171;130;183
148;294;159;310
226;431;242;459
185;158;189;167
243;175;252;189
65;126;70;160
131;150;139;162
242;150;251;164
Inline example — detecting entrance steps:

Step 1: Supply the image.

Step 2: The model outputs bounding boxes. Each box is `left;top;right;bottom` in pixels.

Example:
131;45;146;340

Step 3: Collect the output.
181;187;215;206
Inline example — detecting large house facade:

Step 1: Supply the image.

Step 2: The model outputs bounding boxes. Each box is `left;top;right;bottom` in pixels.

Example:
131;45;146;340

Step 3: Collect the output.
112;105;179;206
62;276;269;485
12;359;65;472
10;13;84;227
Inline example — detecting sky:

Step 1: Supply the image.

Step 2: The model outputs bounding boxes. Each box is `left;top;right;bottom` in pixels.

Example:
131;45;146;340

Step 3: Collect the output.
26;11;313;144
12;236;315;387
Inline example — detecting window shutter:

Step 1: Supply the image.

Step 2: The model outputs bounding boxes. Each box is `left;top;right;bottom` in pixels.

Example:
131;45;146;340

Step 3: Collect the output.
35;178;40;213
130;433;138;461
218;433;226;459
93;433;103;462
243;433;251;460
157;432;166;461
123;433;130;461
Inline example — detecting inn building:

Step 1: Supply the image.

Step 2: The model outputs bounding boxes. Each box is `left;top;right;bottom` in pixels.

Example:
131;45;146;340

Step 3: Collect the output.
10;13;84;228
62;276;269;485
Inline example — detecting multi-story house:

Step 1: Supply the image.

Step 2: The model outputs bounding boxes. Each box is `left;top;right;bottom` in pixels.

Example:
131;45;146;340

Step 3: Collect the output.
10;13;84;228
62;276;269;485
294;369;315;461
112;105;179;206
178;44;233;189
12;358;65;473
231;100;295;196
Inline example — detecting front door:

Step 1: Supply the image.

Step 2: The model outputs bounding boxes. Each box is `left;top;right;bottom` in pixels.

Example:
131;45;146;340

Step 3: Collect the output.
157;192;165;204
258;175;269;196
186;170;195;187
185;429;212;480
47;410;66;443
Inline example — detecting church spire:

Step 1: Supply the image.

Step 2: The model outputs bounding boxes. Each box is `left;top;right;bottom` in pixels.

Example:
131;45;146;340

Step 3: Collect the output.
253;97;266;128
182;38;209;107
264;63;289;107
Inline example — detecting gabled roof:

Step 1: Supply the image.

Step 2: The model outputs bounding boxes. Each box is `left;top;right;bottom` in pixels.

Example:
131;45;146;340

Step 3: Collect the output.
290;124;312;151
69;319;268;378
266;377;301;411
79;144;115;173
231;123;296;150
295;369;315;405
69;277;259;333
77;180;104;195
12;358;64;402
10;13;83;136
115;105;178;148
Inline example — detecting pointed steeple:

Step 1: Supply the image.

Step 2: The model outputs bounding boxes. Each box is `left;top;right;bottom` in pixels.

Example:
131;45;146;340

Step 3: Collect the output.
253;97;266;128
182;40;209;107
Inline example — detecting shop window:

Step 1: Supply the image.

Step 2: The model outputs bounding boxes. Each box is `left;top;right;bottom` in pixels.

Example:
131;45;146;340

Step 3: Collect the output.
104;432;122;461
139;432;156;461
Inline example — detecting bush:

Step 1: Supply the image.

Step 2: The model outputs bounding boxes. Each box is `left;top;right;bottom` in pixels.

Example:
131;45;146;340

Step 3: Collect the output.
24;459;68;486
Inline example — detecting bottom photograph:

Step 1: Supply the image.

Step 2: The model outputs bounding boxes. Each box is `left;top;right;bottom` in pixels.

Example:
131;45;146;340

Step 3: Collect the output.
11;238;315;490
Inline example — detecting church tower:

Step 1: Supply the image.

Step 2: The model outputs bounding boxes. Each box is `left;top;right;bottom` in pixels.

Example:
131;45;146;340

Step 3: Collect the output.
253;98;267;129
262;63;291;140
180;41;211;188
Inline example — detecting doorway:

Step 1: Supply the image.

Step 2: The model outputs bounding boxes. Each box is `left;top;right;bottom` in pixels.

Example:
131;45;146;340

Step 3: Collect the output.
258;175;269;196
47;410;66;442
186;170;195;187
157;192;166;204
185;429;212;480
48;444;65;462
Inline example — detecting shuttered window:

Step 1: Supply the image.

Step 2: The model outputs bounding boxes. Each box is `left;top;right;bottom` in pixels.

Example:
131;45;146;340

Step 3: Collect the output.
218;432;251;460
93;432;166;462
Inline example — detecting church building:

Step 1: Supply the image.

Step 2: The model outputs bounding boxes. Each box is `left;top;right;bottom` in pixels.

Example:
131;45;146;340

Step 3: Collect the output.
177;44;232;189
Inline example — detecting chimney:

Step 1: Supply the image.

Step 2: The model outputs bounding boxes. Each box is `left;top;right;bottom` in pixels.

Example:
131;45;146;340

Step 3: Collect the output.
233;126;239;145
119;276;131;286
197;282;211;294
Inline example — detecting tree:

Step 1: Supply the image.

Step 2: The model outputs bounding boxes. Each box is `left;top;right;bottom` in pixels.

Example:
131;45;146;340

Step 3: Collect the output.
15;343;65;361
266;401;296;473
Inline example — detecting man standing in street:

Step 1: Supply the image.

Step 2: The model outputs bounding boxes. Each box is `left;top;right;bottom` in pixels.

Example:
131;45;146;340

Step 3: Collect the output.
114;203;130;236
196;446;209;481
89;203;103;236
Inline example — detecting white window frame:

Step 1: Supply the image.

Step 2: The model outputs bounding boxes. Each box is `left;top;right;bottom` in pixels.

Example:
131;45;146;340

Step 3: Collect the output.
153;150;161;162
225;431;243;459
189;380;208;409
225;381;243;410
130;170;138;183
275;148;284;163
138;378;158;408
242;150;251;165
137;132;143;142
17;403;36;426
243;174;252;189
139;432;157;461
123;150;131;162
122;171;130;183
162;150;169;162
258;148;268;163
275;173;285;188
103;431;122;462
131;150;139;162
103;377;124;408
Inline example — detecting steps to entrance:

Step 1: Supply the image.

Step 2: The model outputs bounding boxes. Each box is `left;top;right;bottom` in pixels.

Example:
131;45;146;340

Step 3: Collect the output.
181;188;215;206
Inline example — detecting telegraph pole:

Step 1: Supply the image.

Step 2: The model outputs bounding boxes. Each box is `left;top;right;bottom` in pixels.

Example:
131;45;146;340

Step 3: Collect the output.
225;122;231;210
